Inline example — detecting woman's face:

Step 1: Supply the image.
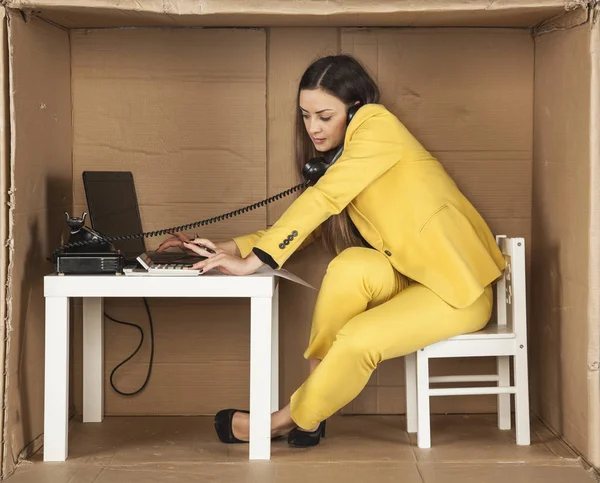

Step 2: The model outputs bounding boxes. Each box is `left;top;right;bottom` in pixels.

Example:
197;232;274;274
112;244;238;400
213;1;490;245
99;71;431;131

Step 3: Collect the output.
299;88;348;153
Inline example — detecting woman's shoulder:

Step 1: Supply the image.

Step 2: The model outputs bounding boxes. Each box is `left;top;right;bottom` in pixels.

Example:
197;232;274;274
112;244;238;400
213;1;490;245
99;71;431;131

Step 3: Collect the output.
349;103;410;139
352;103;403;129
354;103;391;119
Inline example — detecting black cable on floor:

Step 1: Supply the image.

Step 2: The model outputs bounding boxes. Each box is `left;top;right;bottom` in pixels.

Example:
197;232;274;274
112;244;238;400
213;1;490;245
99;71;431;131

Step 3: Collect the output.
103;297;154;396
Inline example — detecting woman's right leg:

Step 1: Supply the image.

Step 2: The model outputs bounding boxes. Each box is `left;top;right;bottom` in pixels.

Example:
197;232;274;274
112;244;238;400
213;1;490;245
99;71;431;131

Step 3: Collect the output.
275;248;408;430
229;247;407;440
305;246;409;363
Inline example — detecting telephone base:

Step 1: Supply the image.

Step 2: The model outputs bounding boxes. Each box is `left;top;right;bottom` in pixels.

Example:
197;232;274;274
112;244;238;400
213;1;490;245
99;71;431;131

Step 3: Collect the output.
54;251;124;275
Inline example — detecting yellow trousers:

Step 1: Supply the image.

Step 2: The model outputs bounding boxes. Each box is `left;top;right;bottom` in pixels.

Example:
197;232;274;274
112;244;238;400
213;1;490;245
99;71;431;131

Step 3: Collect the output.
289;247;493;430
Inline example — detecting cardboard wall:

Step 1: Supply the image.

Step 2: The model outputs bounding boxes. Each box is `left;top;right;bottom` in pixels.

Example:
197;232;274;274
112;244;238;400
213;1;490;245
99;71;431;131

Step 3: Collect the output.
532;17;600;467
0;8;9;477
65;26;534;418
3;0;599;476
3;13;72;476
4;0;570;29
69;27;267;415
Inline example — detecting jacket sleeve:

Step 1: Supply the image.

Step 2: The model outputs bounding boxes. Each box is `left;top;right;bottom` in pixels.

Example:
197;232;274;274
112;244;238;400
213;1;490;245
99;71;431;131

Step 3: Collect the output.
253;106;404;269
233;229;268;258
233;225;322;258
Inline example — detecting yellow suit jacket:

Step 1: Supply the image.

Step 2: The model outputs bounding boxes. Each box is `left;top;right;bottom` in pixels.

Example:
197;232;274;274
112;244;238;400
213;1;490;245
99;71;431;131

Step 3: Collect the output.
234;104;505;309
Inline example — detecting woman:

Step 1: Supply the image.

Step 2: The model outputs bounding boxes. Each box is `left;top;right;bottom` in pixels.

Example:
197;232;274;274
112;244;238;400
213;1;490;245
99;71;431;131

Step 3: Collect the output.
156;54;505;447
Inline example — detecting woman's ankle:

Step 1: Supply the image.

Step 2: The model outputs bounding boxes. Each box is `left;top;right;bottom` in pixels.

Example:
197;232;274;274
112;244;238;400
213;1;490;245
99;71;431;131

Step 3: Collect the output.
270;405;297;437
271;420;297;438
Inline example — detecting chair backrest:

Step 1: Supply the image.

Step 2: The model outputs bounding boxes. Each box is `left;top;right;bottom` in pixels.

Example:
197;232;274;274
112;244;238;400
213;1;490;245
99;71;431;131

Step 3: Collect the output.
494;236;527;340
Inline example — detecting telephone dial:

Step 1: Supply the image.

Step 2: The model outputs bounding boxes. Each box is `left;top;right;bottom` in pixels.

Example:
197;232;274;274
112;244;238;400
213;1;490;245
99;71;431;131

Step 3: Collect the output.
52;103;362;266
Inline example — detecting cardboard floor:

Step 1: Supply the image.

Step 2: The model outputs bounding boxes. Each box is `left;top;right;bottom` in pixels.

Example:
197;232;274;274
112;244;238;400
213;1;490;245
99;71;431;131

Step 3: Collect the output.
3;415;598;483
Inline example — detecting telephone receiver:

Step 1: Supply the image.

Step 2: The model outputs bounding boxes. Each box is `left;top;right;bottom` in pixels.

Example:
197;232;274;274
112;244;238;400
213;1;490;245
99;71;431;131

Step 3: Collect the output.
63;211;115;253
51;103;363;259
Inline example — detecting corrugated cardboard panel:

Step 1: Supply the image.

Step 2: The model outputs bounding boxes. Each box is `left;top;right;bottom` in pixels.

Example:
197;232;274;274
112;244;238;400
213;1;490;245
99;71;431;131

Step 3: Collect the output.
342;28;533;152
71;298;253;415
9;0;571;12
0;7;8;478
267;28;339;224
588;14;600;469
70;28;267;247
6;0;570;29
70;27;266;416
4;11;72;477
341;27;533;414
533;21;597;467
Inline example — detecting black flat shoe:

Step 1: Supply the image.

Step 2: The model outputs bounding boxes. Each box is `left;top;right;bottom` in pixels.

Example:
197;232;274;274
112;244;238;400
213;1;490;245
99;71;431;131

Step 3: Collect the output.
214;408;249;444
287;420;326;447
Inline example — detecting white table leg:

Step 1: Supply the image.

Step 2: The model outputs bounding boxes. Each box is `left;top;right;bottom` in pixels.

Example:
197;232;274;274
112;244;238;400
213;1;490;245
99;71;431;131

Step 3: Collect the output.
83;297;104;423
44;297;70;462
271;283;279;413
249;296;272;460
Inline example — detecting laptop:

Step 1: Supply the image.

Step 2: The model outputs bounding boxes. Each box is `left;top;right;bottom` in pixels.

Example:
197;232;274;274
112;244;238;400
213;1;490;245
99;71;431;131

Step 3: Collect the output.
82;171;206;265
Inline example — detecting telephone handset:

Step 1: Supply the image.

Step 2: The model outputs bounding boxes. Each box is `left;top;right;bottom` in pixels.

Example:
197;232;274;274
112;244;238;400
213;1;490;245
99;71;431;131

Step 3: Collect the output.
52;103;362;259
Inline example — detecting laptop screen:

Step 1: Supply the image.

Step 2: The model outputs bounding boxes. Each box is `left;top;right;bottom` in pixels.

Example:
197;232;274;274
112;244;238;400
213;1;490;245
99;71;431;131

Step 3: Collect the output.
82;171;146;258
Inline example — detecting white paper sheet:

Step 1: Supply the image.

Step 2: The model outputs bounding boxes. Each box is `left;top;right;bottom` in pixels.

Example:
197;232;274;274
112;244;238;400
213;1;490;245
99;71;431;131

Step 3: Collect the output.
252;265;316;290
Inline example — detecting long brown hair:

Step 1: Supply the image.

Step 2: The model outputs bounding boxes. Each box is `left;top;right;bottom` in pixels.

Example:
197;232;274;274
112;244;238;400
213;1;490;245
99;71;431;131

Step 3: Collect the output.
295;54;380;255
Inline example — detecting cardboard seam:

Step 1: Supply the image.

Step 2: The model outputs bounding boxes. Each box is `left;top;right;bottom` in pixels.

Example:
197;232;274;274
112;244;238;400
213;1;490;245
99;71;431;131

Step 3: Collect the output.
0;6;7;480
534;0;598;36
0;0;583;15
587;13;600;469
12;6;269;32
68;28;74;229
264;27;270;226
1;9;15;478
2;6;67;31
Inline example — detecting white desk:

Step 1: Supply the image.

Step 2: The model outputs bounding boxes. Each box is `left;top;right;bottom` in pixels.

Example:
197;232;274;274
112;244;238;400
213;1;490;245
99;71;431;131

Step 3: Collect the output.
43;271;279;462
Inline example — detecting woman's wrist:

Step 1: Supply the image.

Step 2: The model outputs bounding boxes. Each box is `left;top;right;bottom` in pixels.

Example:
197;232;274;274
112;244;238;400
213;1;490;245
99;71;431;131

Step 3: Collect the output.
245;251;265;271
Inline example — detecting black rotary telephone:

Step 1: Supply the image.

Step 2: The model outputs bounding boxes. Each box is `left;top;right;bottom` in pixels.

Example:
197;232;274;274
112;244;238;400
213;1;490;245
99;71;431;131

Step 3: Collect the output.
63;211;114;252
52;103;362;259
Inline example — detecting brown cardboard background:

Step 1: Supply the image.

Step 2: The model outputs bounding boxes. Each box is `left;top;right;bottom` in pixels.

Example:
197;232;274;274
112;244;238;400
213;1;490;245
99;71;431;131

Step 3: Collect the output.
70;27;268;246
0;8;9;477
590;14;600;467
5;0;570;28
0;0;599;478
532;19;600;466
4;12;72;477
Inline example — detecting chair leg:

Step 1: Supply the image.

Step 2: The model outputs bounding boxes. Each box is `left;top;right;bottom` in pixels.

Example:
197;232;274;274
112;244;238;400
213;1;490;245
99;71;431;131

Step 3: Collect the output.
497;356;511;430
405;352;417;433
416;349;431;448
514;345;531;445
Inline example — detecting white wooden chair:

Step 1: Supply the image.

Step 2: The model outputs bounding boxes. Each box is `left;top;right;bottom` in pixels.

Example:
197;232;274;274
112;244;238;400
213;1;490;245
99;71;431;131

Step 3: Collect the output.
404;235;530;448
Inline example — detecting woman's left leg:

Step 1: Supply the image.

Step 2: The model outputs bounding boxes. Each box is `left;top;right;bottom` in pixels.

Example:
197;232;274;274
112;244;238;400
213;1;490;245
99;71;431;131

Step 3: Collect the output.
289;282;494;431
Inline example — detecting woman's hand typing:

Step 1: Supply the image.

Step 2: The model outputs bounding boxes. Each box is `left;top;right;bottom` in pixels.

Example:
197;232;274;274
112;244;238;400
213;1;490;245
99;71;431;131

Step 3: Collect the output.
156;232;241;257
184;238;264;275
